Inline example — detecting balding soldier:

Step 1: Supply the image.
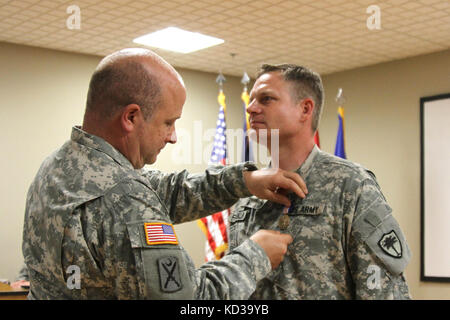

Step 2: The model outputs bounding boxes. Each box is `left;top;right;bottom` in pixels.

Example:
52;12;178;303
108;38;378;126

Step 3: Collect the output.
22;50;308;300
228;64;411;299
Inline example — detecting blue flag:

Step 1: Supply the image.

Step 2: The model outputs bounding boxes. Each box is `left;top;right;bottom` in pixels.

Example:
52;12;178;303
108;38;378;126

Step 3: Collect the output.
334;106;346;159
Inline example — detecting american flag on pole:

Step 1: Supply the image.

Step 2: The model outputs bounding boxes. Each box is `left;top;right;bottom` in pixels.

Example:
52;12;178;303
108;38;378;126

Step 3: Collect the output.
197;88;230;261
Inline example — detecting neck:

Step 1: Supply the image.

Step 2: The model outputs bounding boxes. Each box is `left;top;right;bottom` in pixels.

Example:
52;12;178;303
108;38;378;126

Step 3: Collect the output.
270;134;315;172
82;112;107;139
82;115;142;169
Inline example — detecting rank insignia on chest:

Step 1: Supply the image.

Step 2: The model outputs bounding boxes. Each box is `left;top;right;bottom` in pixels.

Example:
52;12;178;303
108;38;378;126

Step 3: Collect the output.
144;222;179;245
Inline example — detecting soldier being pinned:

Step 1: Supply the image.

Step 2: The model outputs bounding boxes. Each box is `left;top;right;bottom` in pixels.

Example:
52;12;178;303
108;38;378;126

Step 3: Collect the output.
228;64;412;300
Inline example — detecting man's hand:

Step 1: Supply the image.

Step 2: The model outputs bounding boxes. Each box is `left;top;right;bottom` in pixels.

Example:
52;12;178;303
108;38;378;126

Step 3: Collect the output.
243;168;308;207
250;230;293;269
10;280;29;289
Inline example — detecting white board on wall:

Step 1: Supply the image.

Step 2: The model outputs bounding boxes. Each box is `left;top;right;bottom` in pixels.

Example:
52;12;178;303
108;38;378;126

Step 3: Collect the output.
421;93;450;282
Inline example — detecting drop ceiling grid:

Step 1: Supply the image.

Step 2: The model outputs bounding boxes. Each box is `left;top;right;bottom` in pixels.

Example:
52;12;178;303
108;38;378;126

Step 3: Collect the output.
0;0;448;77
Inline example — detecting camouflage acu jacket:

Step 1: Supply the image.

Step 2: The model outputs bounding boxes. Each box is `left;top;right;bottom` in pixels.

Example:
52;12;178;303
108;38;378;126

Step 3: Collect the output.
229;145;412;299
23;126;271;300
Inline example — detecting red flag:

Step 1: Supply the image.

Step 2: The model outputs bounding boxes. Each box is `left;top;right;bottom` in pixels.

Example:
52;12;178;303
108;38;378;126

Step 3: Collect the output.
314;131;320;148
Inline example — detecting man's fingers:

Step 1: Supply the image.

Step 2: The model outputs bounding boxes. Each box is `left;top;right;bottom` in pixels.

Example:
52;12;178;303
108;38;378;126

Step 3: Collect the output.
263;230;281;235
276;177;306;200
250;229;293;270
283;171;308;195
243;168;308;205
279;233;293;244
268;190;291;207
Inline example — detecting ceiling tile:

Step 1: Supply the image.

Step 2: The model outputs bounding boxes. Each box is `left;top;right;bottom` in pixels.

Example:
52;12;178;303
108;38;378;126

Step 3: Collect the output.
0;0;448;77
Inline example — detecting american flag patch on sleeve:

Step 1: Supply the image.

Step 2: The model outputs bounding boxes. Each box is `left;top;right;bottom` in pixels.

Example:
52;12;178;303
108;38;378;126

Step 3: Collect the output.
144;222;179;245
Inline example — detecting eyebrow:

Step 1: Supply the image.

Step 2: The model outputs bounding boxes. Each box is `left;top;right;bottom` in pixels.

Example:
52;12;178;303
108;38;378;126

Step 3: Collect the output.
166;116;180;122
250;88;277;100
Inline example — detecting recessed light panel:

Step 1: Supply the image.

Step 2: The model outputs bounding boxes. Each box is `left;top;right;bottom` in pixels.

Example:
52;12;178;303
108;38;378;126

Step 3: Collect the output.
133;27;224;54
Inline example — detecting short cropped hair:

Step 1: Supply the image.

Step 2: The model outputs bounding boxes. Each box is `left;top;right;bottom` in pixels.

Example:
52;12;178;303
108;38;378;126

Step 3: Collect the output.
257;64;324;132
85;59;161;120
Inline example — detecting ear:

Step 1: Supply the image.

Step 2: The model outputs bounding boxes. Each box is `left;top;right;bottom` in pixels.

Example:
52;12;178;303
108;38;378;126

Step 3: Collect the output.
299;98;315;122
120;104;142;133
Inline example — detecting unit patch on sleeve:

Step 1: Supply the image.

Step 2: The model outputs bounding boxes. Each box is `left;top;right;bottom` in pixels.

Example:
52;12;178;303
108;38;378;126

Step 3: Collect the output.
378;230;402;258
144;222;179;245
158;256;182;292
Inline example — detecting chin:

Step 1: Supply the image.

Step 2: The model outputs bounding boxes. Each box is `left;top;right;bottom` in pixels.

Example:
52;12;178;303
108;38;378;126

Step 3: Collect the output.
249;127;271;136
248;128;277;147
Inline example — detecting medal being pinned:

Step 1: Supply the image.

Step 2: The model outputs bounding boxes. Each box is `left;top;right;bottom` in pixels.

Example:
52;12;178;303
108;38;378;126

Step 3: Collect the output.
276;189;297;230
278;206;292;230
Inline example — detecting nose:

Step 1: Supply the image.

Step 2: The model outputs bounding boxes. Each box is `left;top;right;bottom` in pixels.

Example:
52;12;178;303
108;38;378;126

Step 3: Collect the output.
168;129;177;144
247;99;261;115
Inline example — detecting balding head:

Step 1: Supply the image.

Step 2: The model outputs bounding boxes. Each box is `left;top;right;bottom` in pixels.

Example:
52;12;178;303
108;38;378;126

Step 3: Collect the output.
85;48;183;121
82;48;186;168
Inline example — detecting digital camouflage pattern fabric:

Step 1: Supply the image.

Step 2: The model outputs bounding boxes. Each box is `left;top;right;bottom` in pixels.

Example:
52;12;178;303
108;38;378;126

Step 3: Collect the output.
229;145;411;299
23;126;271;300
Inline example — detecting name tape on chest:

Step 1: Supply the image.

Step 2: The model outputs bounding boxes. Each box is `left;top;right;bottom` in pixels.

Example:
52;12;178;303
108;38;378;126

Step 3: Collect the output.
144;222;179;245
290;204;325;216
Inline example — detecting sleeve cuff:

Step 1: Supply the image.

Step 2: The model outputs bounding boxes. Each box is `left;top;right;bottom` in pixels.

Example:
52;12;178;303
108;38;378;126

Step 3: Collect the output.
234;238;272;282
228;162;258;198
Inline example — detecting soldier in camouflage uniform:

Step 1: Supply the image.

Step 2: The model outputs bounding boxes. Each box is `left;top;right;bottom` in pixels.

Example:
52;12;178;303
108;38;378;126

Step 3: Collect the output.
228;64;412;299
22;49;308;299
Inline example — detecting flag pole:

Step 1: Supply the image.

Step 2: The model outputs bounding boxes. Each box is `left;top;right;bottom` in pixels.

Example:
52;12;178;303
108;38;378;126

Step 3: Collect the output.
216;72;226;93
241;72;253;162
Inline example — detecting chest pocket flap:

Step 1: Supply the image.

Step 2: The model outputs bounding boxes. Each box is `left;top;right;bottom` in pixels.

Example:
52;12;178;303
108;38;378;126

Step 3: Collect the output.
229;200;262;223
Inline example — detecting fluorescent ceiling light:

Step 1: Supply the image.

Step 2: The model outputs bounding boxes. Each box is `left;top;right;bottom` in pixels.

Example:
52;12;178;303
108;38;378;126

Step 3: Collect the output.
133;27;224;54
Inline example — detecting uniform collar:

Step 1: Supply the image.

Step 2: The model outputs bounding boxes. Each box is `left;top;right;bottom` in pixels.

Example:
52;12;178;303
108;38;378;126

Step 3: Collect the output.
253;145;320;207
71;126;135;170
268;144;320;176
295;144;320;179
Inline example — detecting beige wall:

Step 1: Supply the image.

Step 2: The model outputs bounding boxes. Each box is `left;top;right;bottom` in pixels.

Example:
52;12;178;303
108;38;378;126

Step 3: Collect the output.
0;42;97;282
1;41;449;299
